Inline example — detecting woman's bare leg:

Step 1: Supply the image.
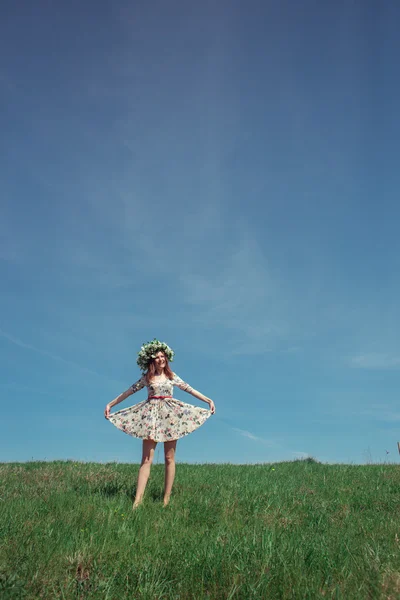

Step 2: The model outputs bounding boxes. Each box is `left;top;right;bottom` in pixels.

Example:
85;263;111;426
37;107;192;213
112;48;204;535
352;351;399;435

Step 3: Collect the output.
163;440;177;506
133;439;157;508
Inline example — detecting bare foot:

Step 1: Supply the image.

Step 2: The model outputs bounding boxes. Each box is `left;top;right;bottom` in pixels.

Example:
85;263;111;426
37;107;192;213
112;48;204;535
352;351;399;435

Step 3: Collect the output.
132;501;142;510
163;496;170;507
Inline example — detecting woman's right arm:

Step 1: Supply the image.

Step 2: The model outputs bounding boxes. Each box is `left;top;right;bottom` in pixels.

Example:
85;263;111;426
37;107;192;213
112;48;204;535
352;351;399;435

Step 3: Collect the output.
104;388;133;419
104;376;146;419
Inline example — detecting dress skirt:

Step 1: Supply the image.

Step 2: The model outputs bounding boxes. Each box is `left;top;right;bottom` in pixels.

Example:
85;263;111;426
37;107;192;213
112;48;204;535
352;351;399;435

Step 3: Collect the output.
108;396;211;442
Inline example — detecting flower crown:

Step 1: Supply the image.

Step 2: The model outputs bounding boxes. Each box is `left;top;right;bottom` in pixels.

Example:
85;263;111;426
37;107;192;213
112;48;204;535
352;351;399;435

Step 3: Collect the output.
136;339;175;372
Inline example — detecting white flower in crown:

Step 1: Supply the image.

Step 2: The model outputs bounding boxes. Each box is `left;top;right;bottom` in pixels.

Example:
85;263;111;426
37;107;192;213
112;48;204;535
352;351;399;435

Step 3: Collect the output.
136;338;175;372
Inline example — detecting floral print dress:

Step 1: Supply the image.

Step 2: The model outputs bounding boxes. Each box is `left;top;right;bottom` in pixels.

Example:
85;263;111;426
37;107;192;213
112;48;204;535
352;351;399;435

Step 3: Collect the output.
107;374;211;442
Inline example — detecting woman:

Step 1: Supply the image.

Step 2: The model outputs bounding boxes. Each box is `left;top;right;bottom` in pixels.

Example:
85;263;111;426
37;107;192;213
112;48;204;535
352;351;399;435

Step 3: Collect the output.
104;339;215;508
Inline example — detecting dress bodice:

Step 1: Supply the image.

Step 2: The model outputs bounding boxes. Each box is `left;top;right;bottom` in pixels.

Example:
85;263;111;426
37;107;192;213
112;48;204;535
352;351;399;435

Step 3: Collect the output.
130;373;193;398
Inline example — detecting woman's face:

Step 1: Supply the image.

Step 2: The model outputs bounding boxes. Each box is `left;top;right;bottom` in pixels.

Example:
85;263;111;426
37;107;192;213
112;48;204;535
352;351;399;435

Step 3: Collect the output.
154;351;166;370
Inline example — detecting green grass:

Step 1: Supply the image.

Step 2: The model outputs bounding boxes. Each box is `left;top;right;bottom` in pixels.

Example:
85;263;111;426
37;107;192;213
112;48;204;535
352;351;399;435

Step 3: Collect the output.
0;460;399;599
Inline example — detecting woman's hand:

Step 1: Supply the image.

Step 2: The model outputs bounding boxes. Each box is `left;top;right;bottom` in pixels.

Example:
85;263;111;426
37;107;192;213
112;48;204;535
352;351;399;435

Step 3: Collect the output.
104;404;112;419
208;400;216;414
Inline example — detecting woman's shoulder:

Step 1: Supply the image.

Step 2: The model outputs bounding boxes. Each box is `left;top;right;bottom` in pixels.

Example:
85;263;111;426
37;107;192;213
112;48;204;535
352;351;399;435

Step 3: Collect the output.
172;372;184;381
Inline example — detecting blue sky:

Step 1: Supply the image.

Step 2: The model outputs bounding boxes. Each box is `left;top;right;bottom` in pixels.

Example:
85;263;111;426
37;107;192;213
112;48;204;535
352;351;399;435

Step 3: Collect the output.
1;0;399;465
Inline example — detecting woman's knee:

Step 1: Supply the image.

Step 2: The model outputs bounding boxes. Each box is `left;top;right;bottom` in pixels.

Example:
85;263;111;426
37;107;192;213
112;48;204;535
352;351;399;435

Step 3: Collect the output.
164;450;175;466
164;441;177;465
141;455;153;466
141;440;157;466
165;454;175;465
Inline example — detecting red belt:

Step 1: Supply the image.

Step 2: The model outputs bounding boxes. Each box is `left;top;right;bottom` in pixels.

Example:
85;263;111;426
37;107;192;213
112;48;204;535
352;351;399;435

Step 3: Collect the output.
147;395;173;400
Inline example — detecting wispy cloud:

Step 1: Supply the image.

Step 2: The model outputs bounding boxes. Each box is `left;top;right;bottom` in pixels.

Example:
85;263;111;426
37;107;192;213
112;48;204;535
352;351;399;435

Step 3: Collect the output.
0;72;16;93
0;218;21;264
0;328;110;380
349;353;400;370
360;405;400;423
232;427;275;446
179;234;288;354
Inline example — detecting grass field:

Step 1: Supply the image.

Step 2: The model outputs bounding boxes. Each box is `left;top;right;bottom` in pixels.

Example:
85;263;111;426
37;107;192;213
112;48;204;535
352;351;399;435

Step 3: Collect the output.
0;460;399;599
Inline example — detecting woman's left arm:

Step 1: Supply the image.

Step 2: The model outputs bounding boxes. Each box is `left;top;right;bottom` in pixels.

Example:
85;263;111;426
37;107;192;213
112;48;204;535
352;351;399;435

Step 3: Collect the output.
190;388;216;414
173;374;216;414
